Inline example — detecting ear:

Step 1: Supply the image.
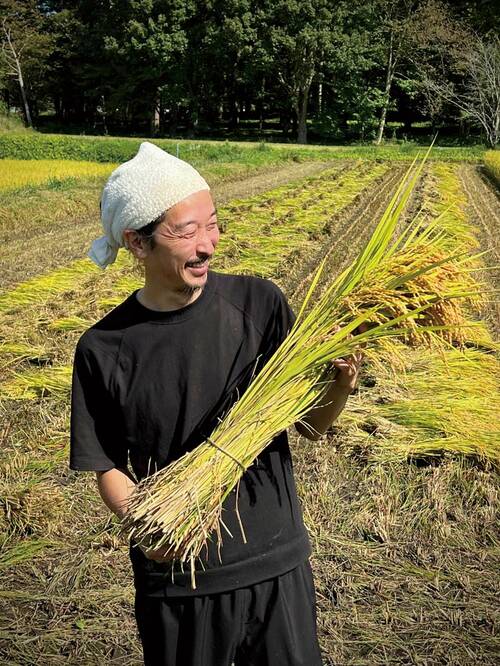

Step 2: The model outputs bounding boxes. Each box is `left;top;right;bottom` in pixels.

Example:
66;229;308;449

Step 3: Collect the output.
123;229;149;260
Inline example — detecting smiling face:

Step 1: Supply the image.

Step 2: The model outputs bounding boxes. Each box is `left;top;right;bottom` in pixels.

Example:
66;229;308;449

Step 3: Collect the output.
125;190;220;295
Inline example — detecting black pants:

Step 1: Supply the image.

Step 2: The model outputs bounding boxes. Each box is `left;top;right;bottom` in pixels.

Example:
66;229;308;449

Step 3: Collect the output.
135;559;323;666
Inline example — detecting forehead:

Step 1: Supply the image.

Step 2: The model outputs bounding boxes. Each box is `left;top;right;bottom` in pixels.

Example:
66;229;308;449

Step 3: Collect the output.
163;190;215;227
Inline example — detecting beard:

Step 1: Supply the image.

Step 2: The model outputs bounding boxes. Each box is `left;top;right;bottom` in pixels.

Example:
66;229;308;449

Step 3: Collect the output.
179;283;202;297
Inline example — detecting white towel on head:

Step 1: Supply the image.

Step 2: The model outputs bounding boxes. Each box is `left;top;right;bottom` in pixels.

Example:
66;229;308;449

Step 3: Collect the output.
89;141;210;268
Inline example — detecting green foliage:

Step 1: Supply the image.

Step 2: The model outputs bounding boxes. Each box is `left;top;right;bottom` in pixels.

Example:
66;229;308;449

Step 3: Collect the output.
0;133;486;163
0;538;52;571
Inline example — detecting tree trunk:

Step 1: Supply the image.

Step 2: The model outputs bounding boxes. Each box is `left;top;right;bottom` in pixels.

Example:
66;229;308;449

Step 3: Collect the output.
296;85;310;144
151;94;160;135
375;33;395;146
258;76;266;133
17;64;32;127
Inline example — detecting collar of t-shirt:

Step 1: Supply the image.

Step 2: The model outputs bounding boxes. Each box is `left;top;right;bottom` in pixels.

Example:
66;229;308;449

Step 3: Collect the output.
129;270;217;324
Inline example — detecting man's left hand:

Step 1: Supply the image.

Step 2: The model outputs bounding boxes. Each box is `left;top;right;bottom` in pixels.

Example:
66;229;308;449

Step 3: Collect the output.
331;322;367;393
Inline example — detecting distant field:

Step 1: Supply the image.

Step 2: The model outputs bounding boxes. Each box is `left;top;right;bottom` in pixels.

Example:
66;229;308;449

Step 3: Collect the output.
0;159;117;192
0;140;498;665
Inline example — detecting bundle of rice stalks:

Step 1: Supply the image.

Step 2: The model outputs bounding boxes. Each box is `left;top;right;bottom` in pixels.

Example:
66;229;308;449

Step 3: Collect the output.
0;342;47;363
48;316;92;332
0;260;99;315
122;154;490;587
1;366;72;399
342;344;500;462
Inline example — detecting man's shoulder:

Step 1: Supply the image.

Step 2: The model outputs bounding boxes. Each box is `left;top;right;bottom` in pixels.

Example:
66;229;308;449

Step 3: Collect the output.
211;272;291;336
212;271;286;307
75;293;136;358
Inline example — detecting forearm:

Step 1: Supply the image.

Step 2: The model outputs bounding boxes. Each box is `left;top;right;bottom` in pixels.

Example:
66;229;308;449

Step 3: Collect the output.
96;467;136;519
296;381;352;441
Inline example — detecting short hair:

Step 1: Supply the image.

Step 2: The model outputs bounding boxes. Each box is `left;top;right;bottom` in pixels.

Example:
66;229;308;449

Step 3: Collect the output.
135;210;167;249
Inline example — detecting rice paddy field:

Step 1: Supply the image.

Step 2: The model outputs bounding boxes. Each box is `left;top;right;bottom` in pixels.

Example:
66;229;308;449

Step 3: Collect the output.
0;137;499;665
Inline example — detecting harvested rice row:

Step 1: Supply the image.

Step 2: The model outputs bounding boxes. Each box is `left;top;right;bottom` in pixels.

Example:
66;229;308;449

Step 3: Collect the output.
422;163;493;347
0;161;366;319
0;159;117;192
420;163;480;252
0;259;102;314
341;162;499;462
344;343;500;462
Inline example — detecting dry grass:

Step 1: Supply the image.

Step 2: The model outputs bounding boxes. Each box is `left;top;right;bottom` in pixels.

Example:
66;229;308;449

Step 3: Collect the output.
295;436;500;665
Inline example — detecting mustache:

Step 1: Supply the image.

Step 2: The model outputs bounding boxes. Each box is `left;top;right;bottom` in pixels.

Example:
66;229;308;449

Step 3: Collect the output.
185;254;211;266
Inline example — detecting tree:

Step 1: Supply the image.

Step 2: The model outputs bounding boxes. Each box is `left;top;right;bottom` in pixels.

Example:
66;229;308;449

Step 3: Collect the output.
420;34;500;147
258;0;337;144
0;0;52;127
370;0;470;144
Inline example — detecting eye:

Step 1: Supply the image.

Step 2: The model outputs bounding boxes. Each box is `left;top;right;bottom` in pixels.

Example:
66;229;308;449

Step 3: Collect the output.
179;223;197;238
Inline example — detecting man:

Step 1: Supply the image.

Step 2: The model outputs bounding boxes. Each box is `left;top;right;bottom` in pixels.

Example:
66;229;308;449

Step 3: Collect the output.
70;142;363;666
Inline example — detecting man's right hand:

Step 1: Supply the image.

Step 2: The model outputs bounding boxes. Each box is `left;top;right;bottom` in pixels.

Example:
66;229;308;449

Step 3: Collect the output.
139;543;183;563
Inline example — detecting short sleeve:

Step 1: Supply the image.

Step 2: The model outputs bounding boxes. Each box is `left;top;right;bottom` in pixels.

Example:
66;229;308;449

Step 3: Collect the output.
70;339;127;471
258;282;296;364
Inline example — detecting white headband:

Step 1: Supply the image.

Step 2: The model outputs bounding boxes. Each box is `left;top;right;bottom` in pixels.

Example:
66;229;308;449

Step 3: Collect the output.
89;141;210;268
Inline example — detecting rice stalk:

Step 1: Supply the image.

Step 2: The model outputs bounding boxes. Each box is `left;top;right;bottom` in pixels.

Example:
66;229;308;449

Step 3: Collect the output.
0;366;72;399
48;316;93;332
0;537;52;571
0;342;47;365
343;344;500;462
0;260;100;314
122;152;489;587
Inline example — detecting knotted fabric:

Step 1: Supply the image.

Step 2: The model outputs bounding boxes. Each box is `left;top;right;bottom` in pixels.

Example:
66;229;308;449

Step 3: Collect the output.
89;142;210;268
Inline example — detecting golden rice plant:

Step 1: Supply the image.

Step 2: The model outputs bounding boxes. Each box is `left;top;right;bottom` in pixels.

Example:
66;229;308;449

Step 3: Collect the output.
342;344;499;461
122;153;488;588
0;342;47;361
484;150;500;188
422;163;479;252
0;260;100;315
48;316;93;332
0;159;116;192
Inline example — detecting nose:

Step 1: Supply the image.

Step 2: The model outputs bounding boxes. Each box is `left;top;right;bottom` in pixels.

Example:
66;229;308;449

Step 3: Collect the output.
196;225;219;255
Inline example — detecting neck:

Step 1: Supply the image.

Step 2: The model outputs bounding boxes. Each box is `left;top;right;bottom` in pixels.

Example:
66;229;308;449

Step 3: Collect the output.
137;277;203;311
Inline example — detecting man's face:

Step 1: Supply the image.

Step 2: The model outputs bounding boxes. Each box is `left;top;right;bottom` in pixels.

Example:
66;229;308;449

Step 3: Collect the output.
143;190;220;292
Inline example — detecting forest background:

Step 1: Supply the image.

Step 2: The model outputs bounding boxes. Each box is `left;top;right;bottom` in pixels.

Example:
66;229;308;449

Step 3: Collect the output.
1;0;499;146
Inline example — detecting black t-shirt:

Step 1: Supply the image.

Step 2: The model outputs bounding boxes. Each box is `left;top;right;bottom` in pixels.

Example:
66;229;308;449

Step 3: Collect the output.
70;271;311;597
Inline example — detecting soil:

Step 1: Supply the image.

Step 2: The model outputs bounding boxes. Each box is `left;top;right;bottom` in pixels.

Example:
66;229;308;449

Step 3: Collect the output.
458;165;500;337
